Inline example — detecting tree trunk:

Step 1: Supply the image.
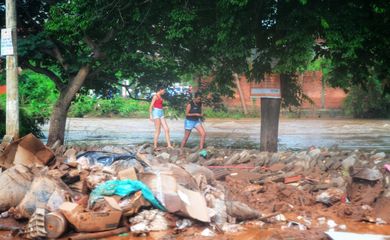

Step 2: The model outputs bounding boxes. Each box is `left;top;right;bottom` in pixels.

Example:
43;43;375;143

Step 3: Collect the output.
47;65;91;146
260;97;281;152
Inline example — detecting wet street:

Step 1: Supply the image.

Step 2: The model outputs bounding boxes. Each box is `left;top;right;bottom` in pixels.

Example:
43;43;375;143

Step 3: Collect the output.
41;118;390;151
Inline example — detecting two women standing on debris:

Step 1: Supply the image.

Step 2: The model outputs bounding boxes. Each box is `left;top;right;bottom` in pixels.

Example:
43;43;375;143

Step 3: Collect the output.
149;87;206;150
149;86;172;150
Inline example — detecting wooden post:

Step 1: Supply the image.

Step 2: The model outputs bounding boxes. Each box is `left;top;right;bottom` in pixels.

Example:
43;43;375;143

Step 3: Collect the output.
320;72;326;110
5;0;19;139
233;73;248;115
260;97;281;152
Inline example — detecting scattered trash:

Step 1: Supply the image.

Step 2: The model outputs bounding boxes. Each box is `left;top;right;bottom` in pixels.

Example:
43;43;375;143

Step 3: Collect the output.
20;208;47;239
199;149;208;158
317;217;326;225
225;201;262;221
176;218;192;230
0;135;389;239
200;227;216;237
325;231;390;240
75;151;137;167
327;219;338;229
45;212;68;239
0;164;34;211
88;179;165;210
284;221;307;230
351;167;383;181
316;188;345;206
221;223;245;233
129;209;169;234
375;218;387;225
0;211;9;218
140;168;210;222
0;133;54;169
60;197;122;232
119;191;151;217
384;164;390;172
284;175;302;184
274;214;287;222
11;174;72;219
61;227;128;240
338;224;347;230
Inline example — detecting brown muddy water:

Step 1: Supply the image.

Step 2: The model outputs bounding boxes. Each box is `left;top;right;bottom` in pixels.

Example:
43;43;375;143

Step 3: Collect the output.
41;118;390;151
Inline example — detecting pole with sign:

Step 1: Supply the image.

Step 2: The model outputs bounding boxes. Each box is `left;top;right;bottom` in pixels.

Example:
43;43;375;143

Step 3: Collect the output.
1;0;19;141
250;74;281;152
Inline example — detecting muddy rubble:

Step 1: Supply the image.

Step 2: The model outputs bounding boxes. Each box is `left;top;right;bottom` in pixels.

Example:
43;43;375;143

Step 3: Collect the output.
0;134;389;240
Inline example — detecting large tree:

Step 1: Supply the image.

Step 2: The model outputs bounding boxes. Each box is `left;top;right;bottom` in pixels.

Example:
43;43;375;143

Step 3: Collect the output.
2;0;189;145
2;0;389;149
171;0;390;151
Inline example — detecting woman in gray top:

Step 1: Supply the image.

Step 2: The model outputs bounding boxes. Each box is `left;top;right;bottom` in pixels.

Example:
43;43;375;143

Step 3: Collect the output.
180;92;206;149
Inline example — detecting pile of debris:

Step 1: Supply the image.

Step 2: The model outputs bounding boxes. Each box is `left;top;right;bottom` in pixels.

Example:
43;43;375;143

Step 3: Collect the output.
136;144;390;239
0;134;265;239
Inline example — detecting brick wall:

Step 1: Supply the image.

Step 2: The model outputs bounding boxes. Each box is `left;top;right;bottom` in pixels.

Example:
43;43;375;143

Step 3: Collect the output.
221;71;347;111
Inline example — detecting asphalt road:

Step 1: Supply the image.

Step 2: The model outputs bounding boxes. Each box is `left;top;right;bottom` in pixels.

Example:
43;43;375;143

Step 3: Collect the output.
41;118;390;151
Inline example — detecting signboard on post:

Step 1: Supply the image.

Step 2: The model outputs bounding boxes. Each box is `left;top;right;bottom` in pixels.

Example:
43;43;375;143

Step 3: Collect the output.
1;28;14;56
250;74;281;99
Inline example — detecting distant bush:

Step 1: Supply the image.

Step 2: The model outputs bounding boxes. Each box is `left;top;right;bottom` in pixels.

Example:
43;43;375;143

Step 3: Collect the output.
0;71;58;137
343;81;390;118
0;105;45;138
203;108;258;119
69;95;149;117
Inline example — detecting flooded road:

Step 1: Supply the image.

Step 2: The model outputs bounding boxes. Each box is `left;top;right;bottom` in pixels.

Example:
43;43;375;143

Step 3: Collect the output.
41;118;390;151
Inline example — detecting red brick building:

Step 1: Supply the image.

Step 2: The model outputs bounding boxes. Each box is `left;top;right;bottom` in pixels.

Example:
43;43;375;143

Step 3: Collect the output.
222;71;347;112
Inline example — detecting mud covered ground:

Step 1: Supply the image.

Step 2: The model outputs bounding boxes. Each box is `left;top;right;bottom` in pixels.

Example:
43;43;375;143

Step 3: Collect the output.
1;144;390;240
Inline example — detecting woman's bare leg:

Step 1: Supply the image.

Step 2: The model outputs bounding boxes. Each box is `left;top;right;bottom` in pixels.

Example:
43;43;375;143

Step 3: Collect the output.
161;118;172;148
180;130;192;148
153;118;161;148
195;124;206;149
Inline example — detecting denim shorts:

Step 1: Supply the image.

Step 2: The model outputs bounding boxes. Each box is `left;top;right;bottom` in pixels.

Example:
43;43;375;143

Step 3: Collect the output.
185;119;201;130
152;108;164;119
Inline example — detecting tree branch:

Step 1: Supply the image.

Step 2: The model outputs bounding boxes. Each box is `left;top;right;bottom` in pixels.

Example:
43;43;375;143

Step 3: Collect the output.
83;30;113;60
115;82;150;101
22;61;65;90
40;45;69;71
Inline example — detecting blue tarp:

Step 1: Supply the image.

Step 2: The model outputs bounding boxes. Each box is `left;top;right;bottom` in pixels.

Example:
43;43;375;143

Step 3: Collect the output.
89;179;165;211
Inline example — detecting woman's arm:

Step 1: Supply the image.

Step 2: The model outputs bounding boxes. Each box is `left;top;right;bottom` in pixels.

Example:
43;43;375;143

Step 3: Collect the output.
149;95;156;119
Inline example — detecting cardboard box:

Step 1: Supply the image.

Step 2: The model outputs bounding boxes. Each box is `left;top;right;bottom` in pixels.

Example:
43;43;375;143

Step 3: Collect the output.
140;172;210;222
0;134;54;168
140;173;181;213
118;167;137;180
176;185;210;222
59;197;122;232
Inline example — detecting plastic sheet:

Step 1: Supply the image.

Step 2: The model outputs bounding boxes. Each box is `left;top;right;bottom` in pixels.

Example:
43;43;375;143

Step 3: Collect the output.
75;151;137;166
89;179;165;211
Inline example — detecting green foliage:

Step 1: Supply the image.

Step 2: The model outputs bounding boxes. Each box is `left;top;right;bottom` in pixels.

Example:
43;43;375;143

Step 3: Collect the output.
203;108;258;119
19;71;58;119
69;96;149;117
0;71;57;137
343;80;390;118
0;107;45;138
69;95;97;117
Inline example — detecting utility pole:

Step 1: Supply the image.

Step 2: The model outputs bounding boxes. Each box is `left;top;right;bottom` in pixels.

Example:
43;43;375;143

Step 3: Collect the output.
5;0;19;139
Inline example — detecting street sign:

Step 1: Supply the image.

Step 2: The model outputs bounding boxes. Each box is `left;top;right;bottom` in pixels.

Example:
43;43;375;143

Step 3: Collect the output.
1;28;14;56
250;74;281;98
